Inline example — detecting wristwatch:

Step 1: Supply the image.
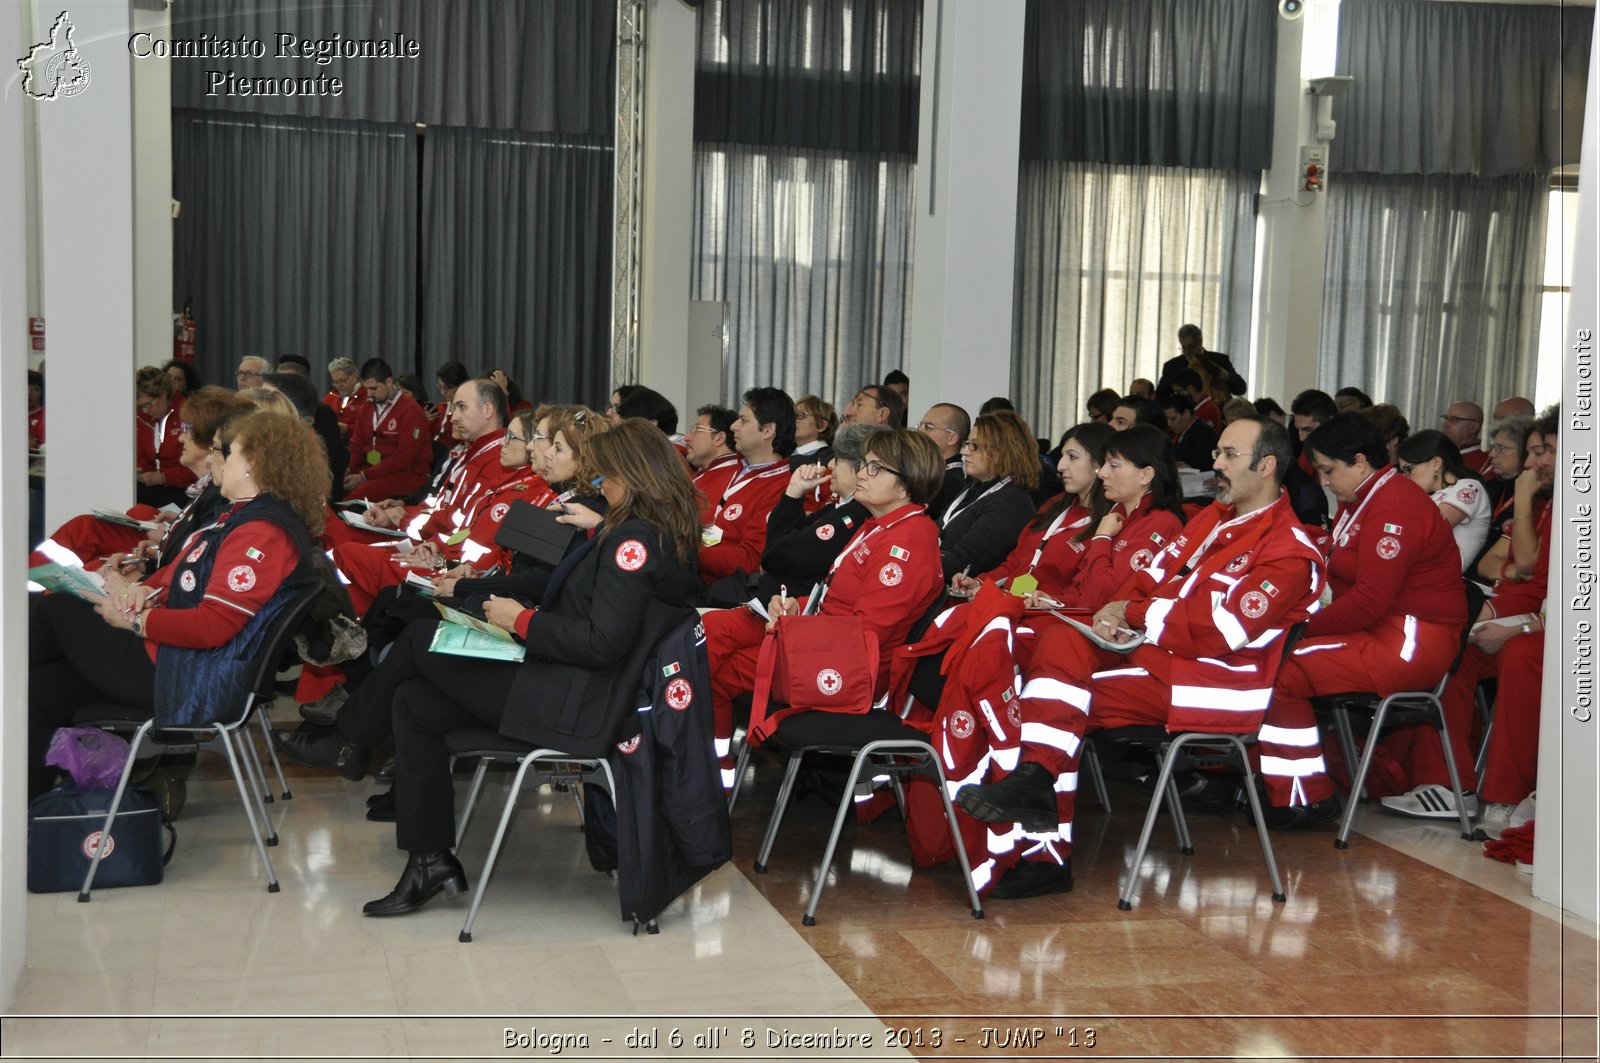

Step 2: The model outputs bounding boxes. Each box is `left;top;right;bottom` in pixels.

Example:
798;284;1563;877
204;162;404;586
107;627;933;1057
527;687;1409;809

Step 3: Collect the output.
1520;617;1534;635
132;612;147;638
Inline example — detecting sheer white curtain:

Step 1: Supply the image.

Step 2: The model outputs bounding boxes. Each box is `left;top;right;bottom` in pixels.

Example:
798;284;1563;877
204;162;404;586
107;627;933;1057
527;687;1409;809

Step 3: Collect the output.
1012;161;1258;441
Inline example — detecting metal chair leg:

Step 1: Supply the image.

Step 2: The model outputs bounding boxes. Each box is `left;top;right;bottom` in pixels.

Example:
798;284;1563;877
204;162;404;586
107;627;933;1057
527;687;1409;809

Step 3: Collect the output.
924;751;984;920
1337;699;1394;848
1084;740;1112;812
230;722;279;845
753;754;804;874
459;755;538;943
1474;698;1495;786
801;747;873;927
79;720;153;902
1432;695;1476;840
1161;755;1194;855
727;737;751;815
455;759;493;850
1331;705;1364;801
1118;737;1182;910
256;708;293;800
214;725;280;892
1231;738;1286;903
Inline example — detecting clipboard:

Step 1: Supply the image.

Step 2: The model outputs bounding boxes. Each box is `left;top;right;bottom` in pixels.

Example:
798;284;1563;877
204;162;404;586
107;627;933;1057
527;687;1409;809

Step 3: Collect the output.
493;500;574;566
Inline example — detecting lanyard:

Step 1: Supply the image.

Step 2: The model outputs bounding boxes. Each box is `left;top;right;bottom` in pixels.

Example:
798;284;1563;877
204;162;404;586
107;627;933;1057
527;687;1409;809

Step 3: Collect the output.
1028;504;1090;574
151;410;172;468
1329;467;1395;553
811;504;926;612
942;476;1012;528
371;395;399;432
714;460;782;519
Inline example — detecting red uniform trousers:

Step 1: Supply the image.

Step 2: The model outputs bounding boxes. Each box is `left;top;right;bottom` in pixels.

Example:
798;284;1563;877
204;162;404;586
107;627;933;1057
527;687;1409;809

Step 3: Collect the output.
1268;616;1463;804
703;606;768;789
331;540;428;616
1477;633;1544;804
320;507;403;551
344;469;430;503
30;513;148;570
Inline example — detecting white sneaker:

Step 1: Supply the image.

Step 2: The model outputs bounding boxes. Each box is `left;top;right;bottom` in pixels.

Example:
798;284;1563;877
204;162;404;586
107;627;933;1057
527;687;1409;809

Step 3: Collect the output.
1510;791;1536;830
1477;801;1516;839
1379;784;1479;820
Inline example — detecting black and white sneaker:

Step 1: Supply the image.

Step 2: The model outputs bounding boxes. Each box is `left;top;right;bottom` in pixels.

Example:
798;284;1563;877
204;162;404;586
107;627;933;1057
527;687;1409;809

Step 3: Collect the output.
1379;784;1478;819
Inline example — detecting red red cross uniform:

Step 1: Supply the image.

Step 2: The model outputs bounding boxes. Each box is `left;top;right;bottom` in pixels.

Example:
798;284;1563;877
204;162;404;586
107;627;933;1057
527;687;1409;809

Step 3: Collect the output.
1264;469;1466;805
331;469;552;614
1065;496;1185;609
976;500;1094;598
698;459;791;585
345;391;434;501
974;494;1322;890
323;390;371;439
691;453;742;528
1193;395;1223;434
135;399;197;491
1459;444;1495;478
29;505;172;572
28;406;44;450
702;504;943;788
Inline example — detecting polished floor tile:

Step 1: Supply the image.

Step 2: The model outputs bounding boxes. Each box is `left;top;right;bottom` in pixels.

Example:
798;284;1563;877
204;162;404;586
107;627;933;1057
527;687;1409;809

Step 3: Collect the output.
5;713;1596;1060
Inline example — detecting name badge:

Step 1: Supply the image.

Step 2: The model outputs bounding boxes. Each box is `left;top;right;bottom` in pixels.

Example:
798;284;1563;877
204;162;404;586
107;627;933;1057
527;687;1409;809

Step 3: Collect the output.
366;449;383;466
700;524;724;547
1009;573;1039;598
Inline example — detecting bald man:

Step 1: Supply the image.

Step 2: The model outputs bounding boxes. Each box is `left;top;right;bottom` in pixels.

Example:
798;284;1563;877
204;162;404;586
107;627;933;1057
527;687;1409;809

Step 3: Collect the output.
1440;400;1490;475
1493;396;1536;421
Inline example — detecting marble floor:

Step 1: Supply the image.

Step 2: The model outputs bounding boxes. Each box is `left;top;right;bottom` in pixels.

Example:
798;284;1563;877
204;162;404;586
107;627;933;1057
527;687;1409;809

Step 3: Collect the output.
4;705;1596;1061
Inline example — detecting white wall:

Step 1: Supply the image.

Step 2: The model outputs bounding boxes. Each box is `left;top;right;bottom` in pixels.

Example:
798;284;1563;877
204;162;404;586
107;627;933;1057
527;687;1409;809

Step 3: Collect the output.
131;1;172;371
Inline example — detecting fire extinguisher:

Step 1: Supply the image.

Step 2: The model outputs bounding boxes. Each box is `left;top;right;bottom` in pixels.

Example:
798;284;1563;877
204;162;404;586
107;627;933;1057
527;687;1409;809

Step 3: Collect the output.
173;300;196;363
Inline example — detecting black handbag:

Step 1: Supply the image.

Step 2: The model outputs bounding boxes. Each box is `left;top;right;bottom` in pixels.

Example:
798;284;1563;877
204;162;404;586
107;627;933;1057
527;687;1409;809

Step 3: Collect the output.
27;785;175;893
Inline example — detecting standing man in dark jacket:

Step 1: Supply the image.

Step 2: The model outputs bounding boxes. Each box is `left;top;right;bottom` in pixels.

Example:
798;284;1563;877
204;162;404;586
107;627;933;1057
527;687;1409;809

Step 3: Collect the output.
1156;324;1247;399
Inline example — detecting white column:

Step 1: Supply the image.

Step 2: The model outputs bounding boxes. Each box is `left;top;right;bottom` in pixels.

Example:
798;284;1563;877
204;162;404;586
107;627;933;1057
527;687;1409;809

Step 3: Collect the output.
1248;12;1326;407
131;1;173;370
0;0;34;1009
635;0;696;420
31;0;136;528
906;0;1026;417
1535;24;1600;926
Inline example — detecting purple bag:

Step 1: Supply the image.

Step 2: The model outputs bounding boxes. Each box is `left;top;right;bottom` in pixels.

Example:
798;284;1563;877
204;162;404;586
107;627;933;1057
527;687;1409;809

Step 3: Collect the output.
45;727;132;791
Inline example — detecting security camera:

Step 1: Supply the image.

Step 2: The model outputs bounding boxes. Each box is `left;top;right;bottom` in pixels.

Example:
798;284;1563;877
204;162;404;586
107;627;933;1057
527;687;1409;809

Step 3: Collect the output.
1280;0;1305;19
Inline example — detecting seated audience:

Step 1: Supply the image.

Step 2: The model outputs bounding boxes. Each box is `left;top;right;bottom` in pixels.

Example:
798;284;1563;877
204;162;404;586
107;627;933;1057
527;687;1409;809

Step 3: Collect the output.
29;411;325;797
688;403;740;522
162;359;203;399
939;410;1039;580
265;370;348;500
431;361;470;454
235;356;269;389
1109;396;1166;433
1127;378;1155;400
1222;397;1256;425
1157;324;1246;399
27;370;43;452
1085;388;1120;425
1286;389;1336;527
882;369;910;404
1362;403;1410;464
322;357;371;440
135;366;196;509
1472;416;1537;574
1254;396;1288;427
1162;392;1220;470
1170;368;1223;433
1397;430;1491;573
844;383;906;428
792;394;838;467
343;358;433;502
952;416;1320;897
698;387;796;586
916;402;970;519
1334;387;1373;414
1263;414;1465;824
1440;400;1490;476
1492;396;1536;421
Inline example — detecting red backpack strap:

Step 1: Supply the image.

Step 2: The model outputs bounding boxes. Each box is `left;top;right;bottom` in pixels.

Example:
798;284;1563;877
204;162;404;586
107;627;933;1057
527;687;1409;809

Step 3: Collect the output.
746;627;781;747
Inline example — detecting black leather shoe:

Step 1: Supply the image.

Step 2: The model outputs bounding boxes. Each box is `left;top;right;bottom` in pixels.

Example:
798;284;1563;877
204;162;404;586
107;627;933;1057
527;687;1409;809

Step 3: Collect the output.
373;757;397;784
955;761;1059;832
366;790;396;822
362;850;468;917
273;725;370;782
1261;792;1343;830
991;858;1073;900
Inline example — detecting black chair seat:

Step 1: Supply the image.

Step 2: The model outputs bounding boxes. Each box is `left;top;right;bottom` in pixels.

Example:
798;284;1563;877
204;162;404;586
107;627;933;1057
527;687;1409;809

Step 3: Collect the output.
768;710;929;752
72;703;153;727
444;727;538;759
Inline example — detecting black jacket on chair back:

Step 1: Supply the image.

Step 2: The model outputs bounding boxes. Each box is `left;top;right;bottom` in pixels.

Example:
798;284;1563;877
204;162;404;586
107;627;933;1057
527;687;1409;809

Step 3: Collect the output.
501;518;698;757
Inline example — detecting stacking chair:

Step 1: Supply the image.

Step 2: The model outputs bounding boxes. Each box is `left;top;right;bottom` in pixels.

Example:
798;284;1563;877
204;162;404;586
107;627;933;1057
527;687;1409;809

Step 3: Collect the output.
750;709;984;926
444;727;615;944
76;583;322;901
1319;580;1485;848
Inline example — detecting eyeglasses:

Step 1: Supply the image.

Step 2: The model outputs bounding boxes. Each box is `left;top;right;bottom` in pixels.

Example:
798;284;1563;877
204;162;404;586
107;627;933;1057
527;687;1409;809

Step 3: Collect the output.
860;460;902;479
605;403;620;413
1439;414;1480;425
690;424;717;434
504;433;528;445
529;432;548;444
1488;442;1516;453
1398;462;1416;475
917;421;954;435
959;440;982;452
1211;447;1247;462
795;411;814;423
853;392;882;408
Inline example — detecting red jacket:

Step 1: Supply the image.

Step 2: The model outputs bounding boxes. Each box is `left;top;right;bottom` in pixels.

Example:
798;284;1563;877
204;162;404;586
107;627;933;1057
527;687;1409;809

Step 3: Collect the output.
402;428;521;545
453;471;556;571
28;406;44;450
698;458;791;583
135;396;196;489
322;389;371;437
1307;467;1466;637
691;453;742;528
1066;494;1185;609
978;500;1094;598
1487;504;1552;617
347;391;432;482
1119;492;1326;733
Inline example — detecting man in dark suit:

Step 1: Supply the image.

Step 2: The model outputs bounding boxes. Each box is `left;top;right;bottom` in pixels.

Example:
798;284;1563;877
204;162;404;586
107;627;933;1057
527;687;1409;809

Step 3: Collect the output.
1156;324;1246;400
1162;393;1220;470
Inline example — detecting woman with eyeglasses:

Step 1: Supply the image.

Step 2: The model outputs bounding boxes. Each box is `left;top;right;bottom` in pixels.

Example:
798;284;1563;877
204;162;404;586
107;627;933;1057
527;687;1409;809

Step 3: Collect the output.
1396;430;1491;573
431;361;469;455
30;387;256;577
341;419;701;916
29;411;326;798
700;429;946;788
790;396;838;511
939;410;1040;581
135;366;196;509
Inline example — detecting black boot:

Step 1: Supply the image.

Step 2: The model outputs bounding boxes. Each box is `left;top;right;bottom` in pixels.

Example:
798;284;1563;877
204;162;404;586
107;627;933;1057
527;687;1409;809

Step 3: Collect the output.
955;761;1059;832
362;850;468;917
273;724;370;782
991;857;1073;900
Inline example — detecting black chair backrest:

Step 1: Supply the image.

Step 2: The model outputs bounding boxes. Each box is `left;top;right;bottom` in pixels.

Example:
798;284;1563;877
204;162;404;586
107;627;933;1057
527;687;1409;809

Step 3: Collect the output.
238;582;325;707
1447;577;1489;675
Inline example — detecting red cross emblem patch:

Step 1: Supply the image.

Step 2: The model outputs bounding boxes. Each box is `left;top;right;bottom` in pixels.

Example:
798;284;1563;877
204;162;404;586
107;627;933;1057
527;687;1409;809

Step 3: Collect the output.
1226;553;1250;573
1131;549;1155;571
1458;484;1478;505
226;565;256;592
878;562;903;587
179;570;197;593
1376;535;1402;560
816;668;843;696
722;503;743;522
1240;590;1269;619
815;524;835;541
950;709;976;739
387;419;397;431
1006;701;1022;728
615;540;648;571
185;542;208;564
616;735;641;754
665;677;693;711
490;502;510;522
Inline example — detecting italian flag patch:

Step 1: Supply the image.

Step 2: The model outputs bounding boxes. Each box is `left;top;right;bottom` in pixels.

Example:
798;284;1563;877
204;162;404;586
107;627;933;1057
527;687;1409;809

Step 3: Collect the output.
1383;523;1402;534
1261;580;1279;597
889;545;910;560
245;547;265;562
661;661;681;678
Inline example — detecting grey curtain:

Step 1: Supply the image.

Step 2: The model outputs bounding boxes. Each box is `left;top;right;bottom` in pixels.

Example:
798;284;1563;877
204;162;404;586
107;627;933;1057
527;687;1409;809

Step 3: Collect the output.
171;0;614;136
171;110;417;385
1336;0;1591;177
419;127;614;409
691;145;916;405
690;0;920;407
1012;161;1258;442
1021;0;1277;169
1319;172;1547;418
